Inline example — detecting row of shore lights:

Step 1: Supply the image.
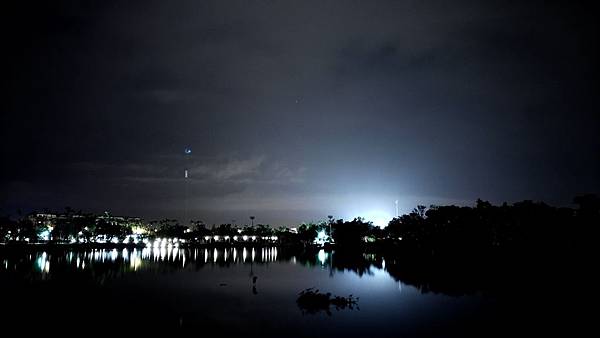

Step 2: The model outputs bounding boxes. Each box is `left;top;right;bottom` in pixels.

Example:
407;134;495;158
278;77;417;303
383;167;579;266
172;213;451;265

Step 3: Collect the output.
144;235;279;248
145;238;183;248
202;235;278;242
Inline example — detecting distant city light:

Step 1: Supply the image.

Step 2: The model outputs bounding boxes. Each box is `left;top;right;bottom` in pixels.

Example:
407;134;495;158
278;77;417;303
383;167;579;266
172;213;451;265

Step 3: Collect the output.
314;230;329;245
358;210;393;228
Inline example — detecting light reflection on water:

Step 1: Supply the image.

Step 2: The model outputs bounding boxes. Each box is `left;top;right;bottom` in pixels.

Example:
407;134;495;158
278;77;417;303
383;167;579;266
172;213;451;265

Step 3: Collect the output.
0;246;509;336
3;246;283;275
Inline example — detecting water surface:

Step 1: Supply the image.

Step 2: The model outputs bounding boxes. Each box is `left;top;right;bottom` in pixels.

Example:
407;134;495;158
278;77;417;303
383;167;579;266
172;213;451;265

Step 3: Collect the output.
0;246;541;336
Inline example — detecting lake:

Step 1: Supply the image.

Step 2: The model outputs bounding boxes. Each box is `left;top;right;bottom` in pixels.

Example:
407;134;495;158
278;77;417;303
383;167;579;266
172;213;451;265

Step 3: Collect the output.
0;246;574;336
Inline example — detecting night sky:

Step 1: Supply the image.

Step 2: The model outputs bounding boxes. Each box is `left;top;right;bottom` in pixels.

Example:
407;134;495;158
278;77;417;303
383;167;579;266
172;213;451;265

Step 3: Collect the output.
1;1;598;226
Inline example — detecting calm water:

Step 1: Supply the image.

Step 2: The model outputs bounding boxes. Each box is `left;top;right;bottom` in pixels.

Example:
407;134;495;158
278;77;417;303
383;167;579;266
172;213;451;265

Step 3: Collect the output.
0;246;559;336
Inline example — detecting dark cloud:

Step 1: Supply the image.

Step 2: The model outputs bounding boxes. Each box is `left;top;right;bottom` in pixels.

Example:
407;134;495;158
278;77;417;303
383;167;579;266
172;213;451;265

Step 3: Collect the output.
1;0;598;224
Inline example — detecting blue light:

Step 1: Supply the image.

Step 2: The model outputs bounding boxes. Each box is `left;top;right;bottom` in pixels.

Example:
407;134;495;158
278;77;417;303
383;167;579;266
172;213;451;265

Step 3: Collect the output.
184;148;192;155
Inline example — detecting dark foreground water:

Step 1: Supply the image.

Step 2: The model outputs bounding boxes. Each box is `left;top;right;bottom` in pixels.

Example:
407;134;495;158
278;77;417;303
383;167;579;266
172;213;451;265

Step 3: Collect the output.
0;246;581;336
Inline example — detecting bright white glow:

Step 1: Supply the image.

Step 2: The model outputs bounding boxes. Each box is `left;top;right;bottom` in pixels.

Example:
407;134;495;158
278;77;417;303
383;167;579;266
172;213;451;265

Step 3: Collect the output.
317;249;327;265
39;230;51;241
242;235;248;241
233;236;238;241
314;230;328;245
360;210;393;228
213;235;220;241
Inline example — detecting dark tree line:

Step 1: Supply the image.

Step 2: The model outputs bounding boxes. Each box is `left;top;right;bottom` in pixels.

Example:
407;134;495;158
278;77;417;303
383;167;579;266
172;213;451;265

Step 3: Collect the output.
1;195;597;253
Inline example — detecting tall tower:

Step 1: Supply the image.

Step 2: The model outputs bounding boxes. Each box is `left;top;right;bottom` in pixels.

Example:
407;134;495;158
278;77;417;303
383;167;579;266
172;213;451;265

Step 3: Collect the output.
184;147;192;225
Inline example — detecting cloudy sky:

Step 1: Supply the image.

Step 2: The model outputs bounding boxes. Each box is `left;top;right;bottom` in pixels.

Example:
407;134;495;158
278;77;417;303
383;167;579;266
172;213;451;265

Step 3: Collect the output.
1;0;598;225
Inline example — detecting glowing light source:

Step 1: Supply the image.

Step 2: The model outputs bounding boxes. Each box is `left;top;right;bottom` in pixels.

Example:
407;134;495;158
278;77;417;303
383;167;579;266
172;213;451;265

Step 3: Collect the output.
314;230;329;245
360;210;393;228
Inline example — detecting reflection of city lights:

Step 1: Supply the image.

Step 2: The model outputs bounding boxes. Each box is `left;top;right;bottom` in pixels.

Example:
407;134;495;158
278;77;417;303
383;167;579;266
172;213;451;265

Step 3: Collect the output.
17;245;299;279
318;249;327;265
111;249;118;261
